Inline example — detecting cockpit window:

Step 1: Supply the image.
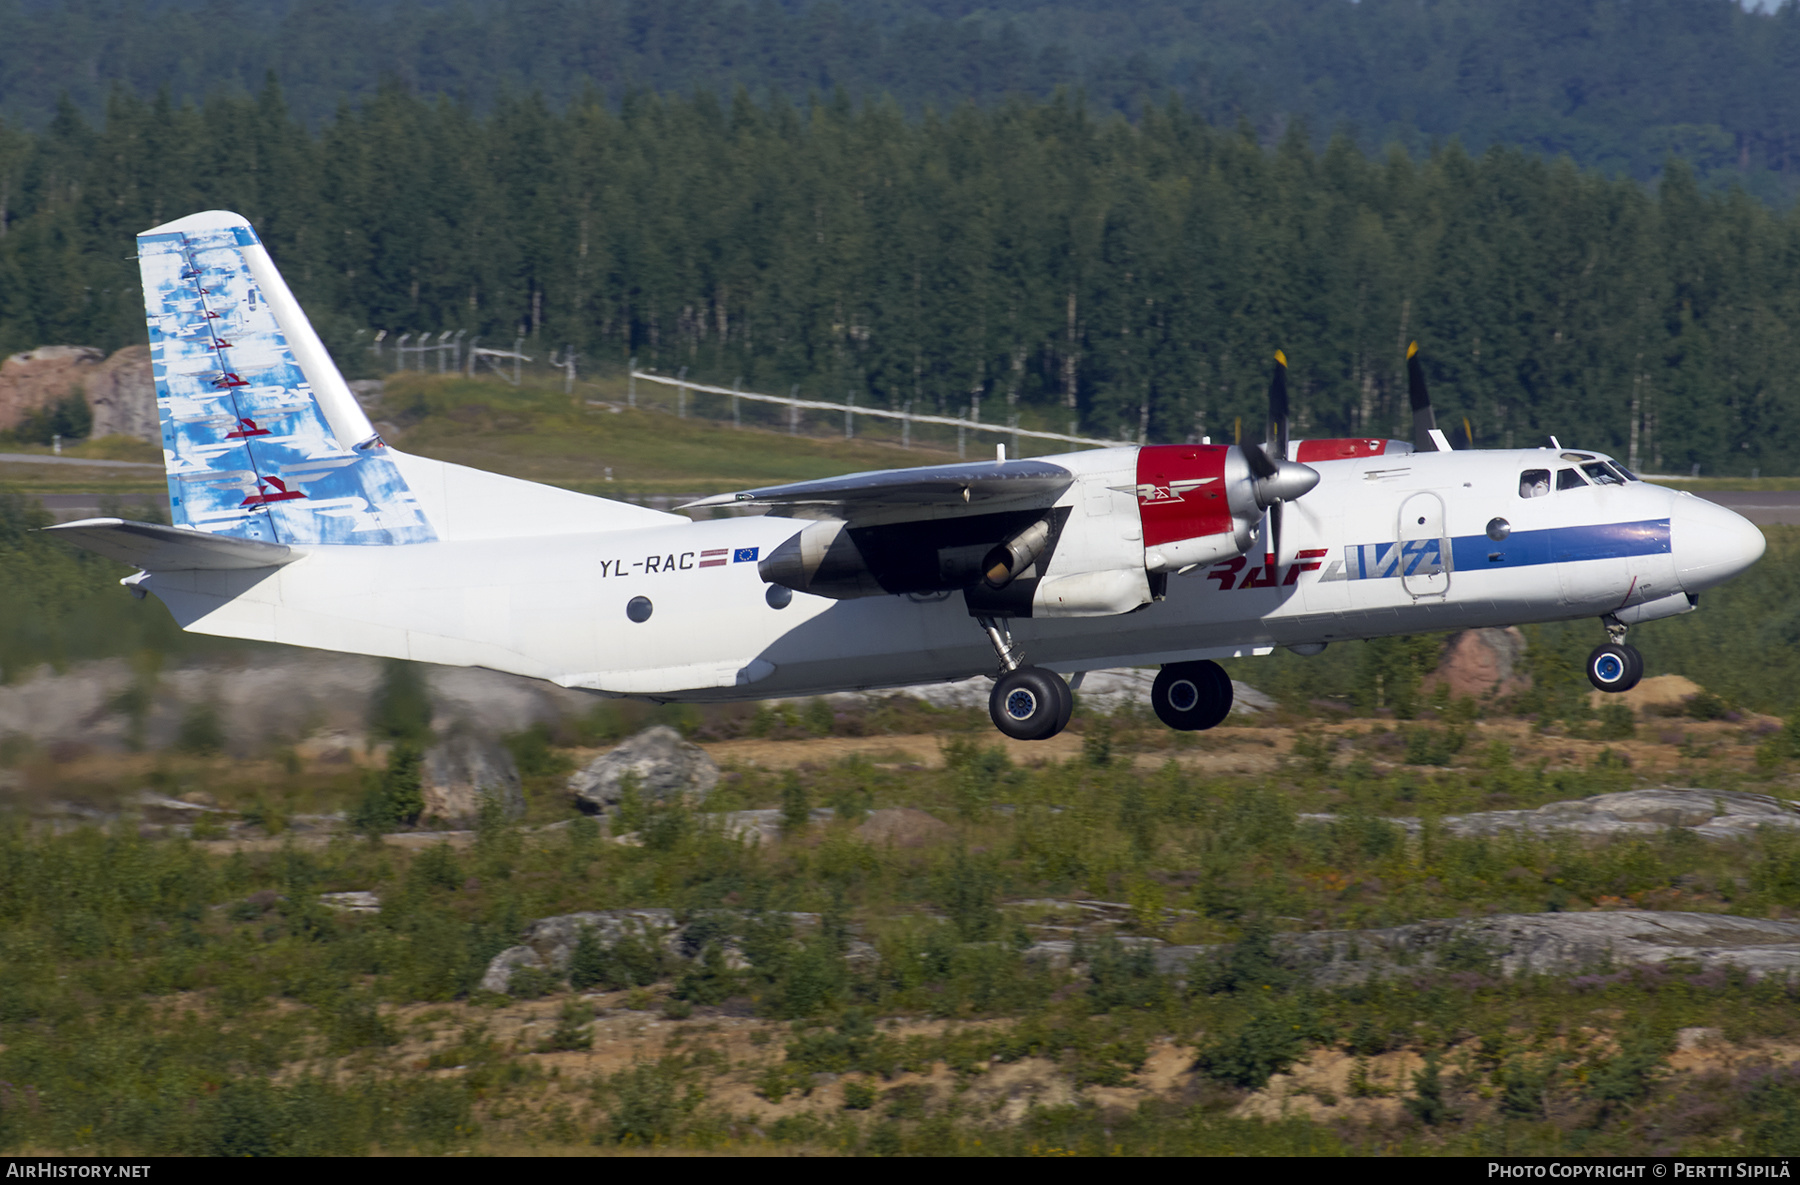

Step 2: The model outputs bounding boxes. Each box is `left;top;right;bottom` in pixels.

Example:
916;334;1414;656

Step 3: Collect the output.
1557;468;1589;491
1519;469;1551;498
1581;461;1626;486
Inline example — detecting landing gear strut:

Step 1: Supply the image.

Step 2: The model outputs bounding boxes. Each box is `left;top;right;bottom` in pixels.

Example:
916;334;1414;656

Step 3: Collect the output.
1151;660;1234;730
1586;615;1644;693
977;615;1073;740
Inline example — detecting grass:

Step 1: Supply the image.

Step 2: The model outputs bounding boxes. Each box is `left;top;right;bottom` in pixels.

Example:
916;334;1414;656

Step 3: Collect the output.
7;674;1800;1154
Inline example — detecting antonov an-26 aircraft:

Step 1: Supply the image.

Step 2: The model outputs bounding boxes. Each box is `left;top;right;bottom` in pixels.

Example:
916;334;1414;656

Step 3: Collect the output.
50;211;1768;741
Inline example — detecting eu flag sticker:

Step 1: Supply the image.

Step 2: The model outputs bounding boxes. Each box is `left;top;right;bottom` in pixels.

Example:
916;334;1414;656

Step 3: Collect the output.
733;547;759;563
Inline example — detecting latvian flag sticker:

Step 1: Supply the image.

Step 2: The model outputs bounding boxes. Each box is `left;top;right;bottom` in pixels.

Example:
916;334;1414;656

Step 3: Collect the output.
700;549;729;568
732;547;759;563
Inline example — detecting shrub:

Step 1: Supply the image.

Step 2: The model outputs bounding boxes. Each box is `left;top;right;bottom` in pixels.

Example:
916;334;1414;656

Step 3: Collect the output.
1404;1053;1456;1125
1192;998;1312;1089
541;1000;594;1051
1595;701;1636;740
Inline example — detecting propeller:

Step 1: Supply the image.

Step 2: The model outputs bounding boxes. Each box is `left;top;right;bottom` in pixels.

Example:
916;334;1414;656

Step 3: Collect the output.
1241;349;1318;573
1406;340;1442;451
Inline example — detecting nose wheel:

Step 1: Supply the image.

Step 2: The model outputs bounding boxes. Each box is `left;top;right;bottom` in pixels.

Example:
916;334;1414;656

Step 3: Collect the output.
1152;660;1234;730
1587;617;1644;693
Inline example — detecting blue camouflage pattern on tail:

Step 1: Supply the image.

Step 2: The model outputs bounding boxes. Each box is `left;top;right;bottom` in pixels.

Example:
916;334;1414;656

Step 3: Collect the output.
140;222;436;545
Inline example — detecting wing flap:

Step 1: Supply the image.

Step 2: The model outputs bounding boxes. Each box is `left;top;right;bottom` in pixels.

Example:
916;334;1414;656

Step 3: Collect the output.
681;459;1073;521
47;518;296;570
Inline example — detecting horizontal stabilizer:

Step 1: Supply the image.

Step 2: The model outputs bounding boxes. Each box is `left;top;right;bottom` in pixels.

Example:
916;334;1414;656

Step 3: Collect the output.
47;518;296;570
682;459;1073;521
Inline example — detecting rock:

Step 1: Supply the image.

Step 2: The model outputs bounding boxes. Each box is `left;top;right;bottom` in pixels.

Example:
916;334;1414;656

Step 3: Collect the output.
421;733;523;824
480;945;549;994
567;725;719;814
1300;789;1800;842
1442;789;1800;840
84;345;157;441
0;346;104;431
1424;627;1529;700
855;807;953;848
1587;673;1702;714
318;891;381;913
1675;1026;1723;1051
1285;911;1800;985
709;808;836;845
133;791;231;825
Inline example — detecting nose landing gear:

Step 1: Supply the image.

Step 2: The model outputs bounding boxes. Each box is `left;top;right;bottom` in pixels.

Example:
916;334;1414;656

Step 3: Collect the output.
1586;616;1644;693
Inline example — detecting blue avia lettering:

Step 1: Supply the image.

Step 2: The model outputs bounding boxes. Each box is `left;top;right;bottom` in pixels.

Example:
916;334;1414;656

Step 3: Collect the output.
1318;538;1446;583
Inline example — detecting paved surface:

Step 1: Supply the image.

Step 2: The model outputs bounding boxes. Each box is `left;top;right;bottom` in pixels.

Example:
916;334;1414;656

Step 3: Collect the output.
1691;490;1800;526
0;452;161;469
34;492;170;523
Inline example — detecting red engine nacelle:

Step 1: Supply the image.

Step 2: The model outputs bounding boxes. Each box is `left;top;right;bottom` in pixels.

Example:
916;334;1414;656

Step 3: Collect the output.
1134;444;1256;572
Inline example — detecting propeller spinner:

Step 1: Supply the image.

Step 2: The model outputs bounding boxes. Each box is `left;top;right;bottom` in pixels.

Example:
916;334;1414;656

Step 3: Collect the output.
1239;350;1319;573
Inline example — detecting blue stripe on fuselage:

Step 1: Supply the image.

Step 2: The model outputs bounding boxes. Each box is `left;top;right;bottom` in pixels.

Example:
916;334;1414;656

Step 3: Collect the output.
1449;519;1669;571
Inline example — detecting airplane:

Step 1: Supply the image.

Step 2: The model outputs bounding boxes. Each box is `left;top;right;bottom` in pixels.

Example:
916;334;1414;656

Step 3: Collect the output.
48;210;1767;741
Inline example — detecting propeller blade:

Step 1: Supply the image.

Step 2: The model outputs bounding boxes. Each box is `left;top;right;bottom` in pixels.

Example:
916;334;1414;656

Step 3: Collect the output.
1461;415;1474;450
1268;349;1289;462
1240;441;1279;481
1407;340;1440;451
1267;500;1283;571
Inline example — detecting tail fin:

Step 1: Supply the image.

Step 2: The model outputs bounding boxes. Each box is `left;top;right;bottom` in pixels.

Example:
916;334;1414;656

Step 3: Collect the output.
139;210;436;545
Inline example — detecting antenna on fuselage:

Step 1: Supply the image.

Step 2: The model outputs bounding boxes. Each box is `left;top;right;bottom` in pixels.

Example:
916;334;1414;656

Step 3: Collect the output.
1407;341;1442;451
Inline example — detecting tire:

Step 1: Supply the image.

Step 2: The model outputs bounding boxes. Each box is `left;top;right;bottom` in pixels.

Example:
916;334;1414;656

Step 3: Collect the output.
1152;660;1234;731
989;666;1071;741
1587;644;1643;693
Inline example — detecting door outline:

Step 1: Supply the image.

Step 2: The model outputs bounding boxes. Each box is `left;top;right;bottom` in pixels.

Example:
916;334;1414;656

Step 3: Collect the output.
1398;492;1451;598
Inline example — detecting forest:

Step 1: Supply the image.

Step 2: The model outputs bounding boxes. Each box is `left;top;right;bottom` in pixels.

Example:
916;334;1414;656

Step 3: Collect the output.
2;84;1799;472
2;0;1798;200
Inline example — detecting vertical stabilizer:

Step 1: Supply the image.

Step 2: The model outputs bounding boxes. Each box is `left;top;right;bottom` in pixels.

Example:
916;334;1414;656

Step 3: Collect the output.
139;210;436;545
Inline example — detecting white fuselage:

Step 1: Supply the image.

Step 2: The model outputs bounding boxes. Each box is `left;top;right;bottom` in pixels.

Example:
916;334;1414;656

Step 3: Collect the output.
142;444;1763;700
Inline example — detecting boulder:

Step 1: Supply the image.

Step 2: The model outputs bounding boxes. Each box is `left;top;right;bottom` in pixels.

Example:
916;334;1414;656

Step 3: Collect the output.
84;345;157;441
1424;626;1529;700
568;725;718;814
0;346;104;431
421;733;523;824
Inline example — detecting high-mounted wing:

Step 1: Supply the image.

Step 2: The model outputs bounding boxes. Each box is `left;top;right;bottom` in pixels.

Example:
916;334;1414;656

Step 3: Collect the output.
680;459;1073;522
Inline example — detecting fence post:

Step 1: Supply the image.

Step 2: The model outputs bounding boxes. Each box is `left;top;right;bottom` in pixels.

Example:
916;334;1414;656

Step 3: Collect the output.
466;336;479;377
789;385;799;435
453;329;466;375
629;357;637;408
732;377;741;428
958;406;967;459
677;366;688;418
902;401;910;449
512;337;524;385
845;391;853;439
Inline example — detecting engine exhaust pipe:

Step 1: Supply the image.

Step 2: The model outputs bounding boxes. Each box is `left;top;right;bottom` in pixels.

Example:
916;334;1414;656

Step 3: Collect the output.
981;519;1052;589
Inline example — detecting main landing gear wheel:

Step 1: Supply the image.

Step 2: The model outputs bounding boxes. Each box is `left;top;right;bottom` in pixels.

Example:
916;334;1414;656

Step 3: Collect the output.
989;666;1073;741
1586;643;1644;693
1152;660;1234;731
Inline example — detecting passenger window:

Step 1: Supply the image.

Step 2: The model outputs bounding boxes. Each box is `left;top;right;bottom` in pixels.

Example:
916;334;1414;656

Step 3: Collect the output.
1518;469;1551;498
1581;462;1625;486
1557;468;1588;491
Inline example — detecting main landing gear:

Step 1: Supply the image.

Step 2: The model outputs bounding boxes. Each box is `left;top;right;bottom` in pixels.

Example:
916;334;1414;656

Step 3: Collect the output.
1151;660;1234;731
1586;616;1644;694
978;616;1074;741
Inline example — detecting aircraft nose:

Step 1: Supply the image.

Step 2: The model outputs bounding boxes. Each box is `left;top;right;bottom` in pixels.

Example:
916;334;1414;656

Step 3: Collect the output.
1672;493;1765;593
